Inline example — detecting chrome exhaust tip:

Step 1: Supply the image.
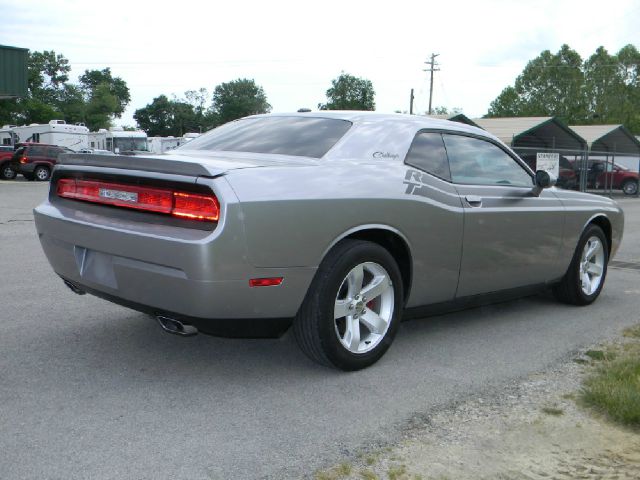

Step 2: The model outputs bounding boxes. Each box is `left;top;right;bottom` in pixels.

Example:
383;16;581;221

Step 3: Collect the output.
156;315;198;337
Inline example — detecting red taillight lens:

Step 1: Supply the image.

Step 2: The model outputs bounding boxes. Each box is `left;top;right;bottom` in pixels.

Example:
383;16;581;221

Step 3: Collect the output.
19;156;28;164
56;179;219;222
249;277;284;287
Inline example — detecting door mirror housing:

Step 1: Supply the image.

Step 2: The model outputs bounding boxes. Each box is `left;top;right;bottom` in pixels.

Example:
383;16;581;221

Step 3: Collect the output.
531;170;557;197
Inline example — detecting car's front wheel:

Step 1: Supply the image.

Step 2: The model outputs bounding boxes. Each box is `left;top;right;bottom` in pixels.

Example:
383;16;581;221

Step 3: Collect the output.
294;239;403;370
553;224;608;305
0;163;16;180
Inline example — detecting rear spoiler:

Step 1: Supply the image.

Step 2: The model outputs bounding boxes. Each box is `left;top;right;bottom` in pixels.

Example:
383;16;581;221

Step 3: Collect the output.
58;153;222;178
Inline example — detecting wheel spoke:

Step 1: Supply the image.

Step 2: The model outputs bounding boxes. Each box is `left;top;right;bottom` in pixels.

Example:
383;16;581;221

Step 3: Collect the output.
343;316;361;351
360;308;387;335
361;274;390;301
334;299;350;319
584;241;601;261
347;264;364;297
581;272;592;295
586;262;603;276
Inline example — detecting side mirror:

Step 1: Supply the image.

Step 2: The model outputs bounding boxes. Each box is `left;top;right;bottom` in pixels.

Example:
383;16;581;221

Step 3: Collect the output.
531;170;557;197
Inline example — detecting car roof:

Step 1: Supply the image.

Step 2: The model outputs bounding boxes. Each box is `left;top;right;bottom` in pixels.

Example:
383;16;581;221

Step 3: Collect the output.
247;111;489;138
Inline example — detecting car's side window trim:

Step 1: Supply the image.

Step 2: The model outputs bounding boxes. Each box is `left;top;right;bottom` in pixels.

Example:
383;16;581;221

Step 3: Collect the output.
404;128;534;188
441;131;534;188
403;131;452;183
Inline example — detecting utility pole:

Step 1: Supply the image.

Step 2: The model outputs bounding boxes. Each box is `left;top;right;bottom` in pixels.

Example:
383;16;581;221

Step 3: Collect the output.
409;88;414;115
423;53;440;115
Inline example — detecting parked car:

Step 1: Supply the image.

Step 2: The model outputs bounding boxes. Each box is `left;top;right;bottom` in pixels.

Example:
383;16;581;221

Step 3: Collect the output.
0;145;16;180
518;153;578;190
33;113;624;370
11;143;74;181
584;160;639;196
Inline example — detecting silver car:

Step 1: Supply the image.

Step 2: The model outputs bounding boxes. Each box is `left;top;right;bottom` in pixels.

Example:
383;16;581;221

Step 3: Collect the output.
34;112;624;370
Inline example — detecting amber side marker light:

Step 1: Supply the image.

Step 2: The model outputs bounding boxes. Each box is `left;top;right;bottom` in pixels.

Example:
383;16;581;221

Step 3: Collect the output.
249;277;284;287
56;178;219;222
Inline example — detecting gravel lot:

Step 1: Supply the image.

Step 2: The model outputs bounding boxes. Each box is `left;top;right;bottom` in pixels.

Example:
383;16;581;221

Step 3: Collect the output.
1;181;640;480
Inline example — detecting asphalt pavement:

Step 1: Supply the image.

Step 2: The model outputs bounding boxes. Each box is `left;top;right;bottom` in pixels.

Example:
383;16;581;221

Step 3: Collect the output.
2;181;640;479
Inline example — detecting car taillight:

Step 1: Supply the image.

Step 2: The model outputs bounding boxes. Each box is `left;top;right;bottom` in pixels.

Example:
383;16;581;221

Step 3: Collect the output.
19;156;28;164
56;179;219;222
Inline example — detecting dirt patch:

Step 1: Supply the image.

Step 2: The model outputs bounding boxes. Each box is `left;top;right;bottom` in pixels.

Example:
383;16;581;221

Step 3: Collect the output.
314;346;640;480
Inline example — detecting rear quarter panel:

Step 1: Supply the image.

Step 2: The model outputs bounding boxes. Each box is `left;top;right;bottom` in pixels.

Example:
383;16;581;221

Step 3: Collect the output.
224;159;465;307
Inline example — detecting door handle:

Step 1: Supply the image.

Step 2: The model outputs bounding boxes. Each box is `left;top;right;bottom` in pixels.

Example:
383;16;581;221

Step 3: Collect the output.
465;195;482;207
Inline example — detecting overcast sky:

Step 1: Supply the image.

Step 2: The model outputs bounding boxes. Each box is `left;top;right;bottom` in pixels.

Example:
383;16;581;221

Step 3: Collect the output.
2;0;639;127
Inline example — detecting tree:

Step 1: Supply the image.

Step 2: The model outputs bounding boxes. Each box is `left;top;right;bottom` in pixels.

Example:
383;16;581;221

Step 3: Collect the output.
209;79;271;126
134;95;199;137
79;68;131;118
487;45;587;123
318;73;375;111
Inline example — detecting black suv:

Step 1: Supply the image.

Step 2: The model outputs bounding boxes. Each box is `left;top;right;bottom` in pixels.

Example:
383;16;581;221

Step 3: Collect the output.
11;144;74;181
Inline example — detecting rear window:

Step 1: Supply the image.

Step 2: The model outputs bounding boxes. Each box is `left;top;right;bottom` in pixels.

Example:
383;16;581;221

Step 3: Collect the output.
181;116;352;158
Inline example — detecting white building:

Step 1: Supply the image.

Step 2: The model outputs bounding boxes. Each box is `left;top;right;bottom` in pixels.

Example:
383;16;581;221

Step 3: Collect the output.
11;120;89;151
89;127;148;153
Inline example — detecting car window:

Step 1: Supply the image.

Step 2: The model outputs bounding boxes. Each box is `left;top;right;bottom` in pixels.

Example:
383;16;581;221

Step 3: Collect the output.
443;134;532;187
404;132;451;181
181;116;352;158
29;146;46;156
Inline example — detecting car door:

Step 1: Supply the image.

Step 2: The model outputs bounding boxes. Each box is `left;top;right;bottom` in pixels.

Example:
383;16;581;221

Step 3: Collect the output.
401;131;464;306
442;133;566;297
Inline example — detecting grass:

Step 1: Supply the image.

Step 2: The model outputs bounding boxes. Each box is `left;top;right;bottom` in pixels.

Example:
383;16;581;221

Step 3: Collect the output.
584;349;616;361
541;406;564;416
387;464;407;480
581;326;640;428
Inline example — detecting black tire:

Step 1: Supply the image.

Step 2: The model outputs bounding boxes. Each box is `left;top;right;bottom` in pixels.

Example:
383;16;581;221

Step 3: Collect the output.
622;179;638;196
293;239;404;371
33;165;50;181
553;224;608;305
0;163;16;180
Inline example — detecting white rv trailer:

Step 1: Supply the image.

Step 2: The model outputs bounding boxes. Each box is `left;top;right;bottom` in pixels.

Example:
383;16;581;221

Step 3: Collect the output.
147;136;185;154
11;120;89;151
89;127;148;153
0;125;17;146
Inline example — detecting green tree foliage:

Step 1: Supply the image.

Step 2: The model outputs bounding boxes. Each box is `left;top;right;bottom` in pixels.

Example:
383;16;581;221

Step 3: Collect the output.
133;95;199;137
209;79;271;126
79;68;131;118
0;51;131;130
318;73;375;111
487;44;640;133
488;45;586;122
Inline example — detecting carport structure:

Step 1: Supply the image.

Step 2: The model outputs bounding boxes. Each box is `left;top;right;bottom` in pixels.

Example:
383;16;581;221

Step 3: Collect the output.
569;125;640;194
427;113;481;129
474;117;586;151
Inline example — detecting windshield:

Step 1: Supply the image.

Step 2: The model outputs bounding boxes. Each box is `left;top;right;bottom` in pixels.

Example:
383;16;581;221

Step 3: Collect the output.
113;137;148;152
180;116;352;158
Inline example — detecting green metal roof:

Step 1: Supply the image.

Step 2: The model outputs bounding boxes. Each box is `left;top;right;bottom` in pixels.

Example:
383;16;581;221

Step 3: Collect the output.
0;45;29;99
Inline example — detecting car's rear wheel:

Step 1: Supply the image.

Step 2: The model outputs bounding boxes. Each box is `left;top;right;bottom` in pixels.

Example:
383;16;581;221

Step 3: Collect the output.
0;163;16;180
294;239;403;371
622;179;638;196
34;165;50;181
553;224;608;305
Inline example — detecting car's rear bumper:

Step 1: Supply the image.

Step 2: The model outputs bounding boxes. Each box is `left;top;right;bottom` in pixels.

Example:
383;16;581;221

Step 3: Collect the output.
34;200;316;321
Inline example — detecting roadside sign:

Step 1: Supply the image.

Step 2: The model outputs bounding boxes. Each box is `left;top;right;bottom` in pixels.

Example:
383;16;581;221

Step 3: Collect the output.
536;152;560;177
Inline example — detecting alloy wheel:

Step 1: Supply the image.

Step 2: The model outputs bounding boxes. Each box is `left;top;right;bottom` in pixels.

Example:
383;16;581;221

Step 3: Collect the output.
334;262;394;354
579;236;605;296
